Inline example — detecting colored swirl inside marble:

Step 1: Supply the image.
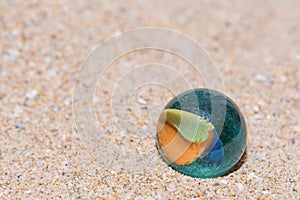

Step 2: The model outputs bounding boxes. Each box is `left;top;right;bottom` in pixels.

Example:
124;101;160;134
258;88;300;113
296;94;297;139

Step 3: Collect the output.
157;109;224;165
156;89;247;178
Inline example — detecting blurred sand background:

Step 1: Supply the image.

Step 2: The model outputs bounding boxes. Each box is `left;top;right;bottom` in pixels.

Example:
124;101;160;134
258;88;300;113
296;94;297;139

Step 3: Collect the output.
0;0;300;199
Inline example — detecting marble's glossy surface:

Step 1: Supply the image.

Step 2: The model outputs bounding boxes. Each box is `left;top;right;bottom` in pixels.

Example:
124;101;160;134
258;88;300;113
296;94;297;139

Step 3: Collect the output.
157;89;247;178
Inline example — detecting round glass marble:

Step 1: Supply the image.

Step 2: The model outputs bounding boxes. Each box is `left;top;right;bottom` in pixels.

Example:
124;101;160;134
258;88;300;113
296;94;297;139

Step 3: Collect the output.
156;88;247;178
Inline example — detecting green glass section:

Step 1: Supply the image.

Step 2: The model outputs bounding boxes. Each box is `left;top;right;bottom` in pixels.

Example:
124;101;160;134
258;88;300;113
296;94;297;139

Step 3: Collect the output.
157;88;247;178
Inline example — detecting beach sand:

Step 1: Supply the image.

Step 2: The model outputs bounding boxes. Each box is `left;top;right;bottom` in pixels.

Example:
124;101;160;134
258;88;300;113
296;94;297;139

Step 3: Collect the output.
0;1;299;199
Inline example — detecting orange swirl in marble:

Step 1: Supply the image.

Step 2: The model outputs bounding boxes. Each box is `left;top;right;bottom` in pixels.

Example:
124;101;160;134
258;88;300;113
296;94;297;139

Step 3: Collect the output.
157;109;217;165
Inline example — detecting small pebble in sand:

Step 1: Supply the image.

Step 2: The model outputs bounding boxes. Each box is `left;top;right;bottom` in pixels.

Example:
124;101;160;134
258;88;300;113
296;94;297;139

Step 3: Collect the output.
220;180;228;185
114;30;122;39
252;105;260;113
254;74;266;82
120;131;127;137
93;96;99;103
253;114;263;120
13;106;23;117
177;15;187;24
248;172;258;179
237;183;244;191
25;89;39;99
113;117;119;123
2;70;7;77
279;75;287;83
64;99;71;106
137;97;147;105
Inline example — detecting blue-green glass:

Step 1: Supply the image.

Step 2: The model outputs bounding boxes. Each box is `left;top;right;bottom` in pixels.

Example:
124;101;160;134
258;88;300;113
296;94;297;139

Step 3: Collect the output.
157;88;247;178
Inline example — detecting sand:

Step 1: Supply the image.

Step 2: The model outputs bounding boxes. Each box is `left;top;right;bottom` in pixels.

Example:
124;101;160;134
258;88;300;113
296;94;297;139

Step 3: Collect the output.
0;0;299;199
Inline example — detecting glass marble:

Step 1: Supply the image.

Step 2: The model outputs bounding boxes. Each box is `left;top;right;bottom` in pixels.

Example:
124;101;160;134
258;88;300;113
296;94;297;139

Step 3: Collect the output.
156;88;247;178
